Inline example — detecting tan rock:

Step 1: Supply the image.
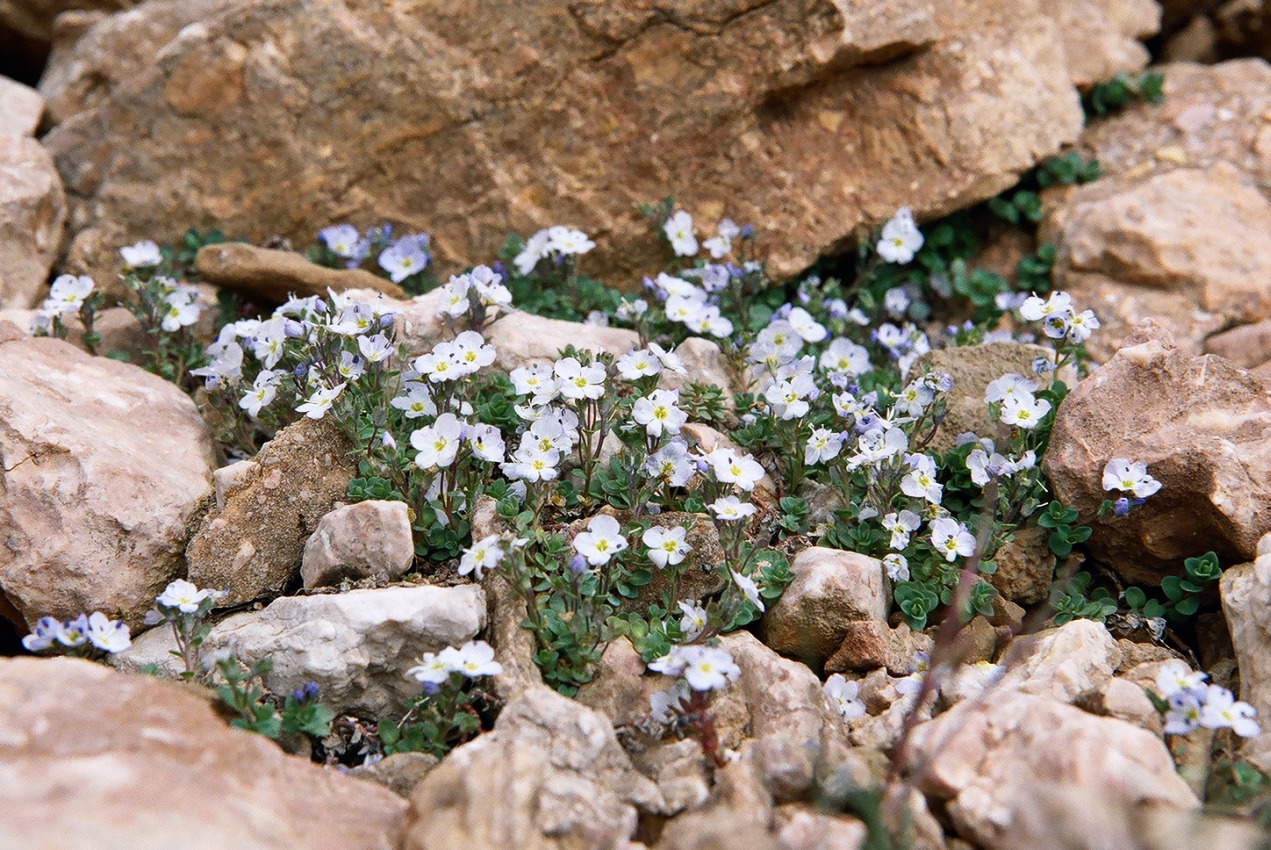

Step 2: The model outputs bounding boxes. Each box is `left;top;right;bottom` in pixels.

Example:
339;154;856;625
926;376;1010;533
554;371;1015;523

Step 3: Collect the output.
42;0;1085;285
0;76;43;136
0;0;142;43
301;500;415;589
989;524;1053;605
113;583;487;718
1044;331;1271;582
1077;672;1164;733
1205;317;1271;369
774;805;868;850
404;685;661;850
187;417;357;607
1042;164;1271;361
908;691;1197;850
195;242;406;302
0;335;215;630
0;135;65;308
996;619;1123;703
351;751;439;799
824;619;932;675
1220;546;1271;770
760;547;888;666
0;656;406;849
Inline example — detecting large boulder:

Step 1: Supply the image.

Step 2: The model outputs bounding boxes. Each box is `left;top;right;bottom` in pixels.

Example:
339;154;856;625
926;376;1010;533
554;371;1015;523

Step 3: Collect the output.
1043;328;1271;584
1220;536;1271;771
908;691;1197;850
0;333;215;630
112;584;486;718
0;134;65;308
40;0;1096;284
0;656;406;849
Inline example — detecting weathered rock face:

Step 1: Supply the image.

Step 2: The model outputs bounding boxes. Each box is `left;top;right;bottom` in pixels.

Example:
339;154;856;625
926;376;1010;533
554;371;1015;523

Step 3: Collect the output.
41;0;1093;285
186;417;357;607
0;0;140;43
113;584;486;718
989;524;1053;605
996;619;1123;703
404;685;661;850
760;547;888;666
908;690;1196;850
0;76;43;137
1044;330;1271;583
0;134;65;308
195;242;407;302
301;499;415;589
0;335;215;630
1042;164;1271;361
1220;538;1271;770
0;656;406;849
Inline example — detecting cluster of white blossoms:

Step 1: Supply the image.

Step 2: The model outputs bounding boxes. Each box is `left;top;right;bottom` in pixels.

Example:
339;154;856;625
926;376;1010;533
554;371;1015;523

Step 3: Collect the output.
823;673;866;722
434;265;513;318
650;271;734;339
23;611;131;654
319;224;431;282
962;435;1037;489
32;274;94;333
984;372;1051;430
406;640;503;689
1102;458;1161;499
513;226;596;275
1155;660;1259;738
153;578;225;615
649;644;741;693
875;207;925;265
1018;290;1099;344
664;210;747;259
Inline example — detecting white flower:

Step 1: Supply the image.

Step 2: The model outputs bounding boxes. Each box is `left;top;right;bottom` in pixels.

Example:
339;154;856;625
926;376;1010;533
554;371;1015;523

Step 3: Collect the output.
786;307;828;343
664;210;698;257
884;287;911;318
632;389;688;437
999;394;1051;429
648;647;689;677
468;423;506;463
574;514;629;566
984;373;1039;405
415;344;461;383
1199;685;1261;738
649;679;690;723
47;274;95;317
318;225;363;259
411;413;464;469
546;226;595;256
377;235;429;282
452;330;496;375
21;616;66;652
1164;692;1203;735
513;230;552;275
406;651;452;685
296;382;346;420
682;645;741;692
703;218;739;258
469;265;512;307
645;440;696;488
160;289;201;332
1018;291;1072;322
643;525;692;569
554;357;606;400
501;442;560;482
707;448;766;492
1102;458;1161;499
900;453;943;504
931;517;976;562
358;333;394;363
883;553;910;581
882;510;921;550
436;275;473;318
824;674;866;721
120;239;163;268
337;350;366;381
805;428;844;465
84;612;131;653
1155;661;1207;701
876;208;924;264
58;615;88;647
615;298;649;322
731;569;764;611
459;535;504;580
442;640;504;679
649;342;687;374
239;379;277;418
157;578;219;614
677;601;708;641
391;383;438;419
616;349;663;380
820;338;871;376
710;496;757;522
1065;309;1100;343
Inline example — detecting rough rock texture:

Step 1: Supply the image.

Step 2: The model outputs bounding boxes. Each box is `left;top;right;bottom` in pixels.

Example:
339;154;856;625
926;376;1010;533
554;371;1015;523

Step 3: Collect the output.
909;691;1197;850
0;656;406;849
824;619;932;674
1220;537;1271;770
1042;163;1271;361
916;342;1061;453
0;0;140;43
989;524;1053;605
113;584;486;718
1206;318;1271;370
195;242;407;302
0;76;43;136
1044;330;1271;583
760;547;888;665
0;335;215;630
996;619;1123;703
0;134;65;308
187;417;357;607
404;685;661;850
40;0;1093;285
301;499;415;589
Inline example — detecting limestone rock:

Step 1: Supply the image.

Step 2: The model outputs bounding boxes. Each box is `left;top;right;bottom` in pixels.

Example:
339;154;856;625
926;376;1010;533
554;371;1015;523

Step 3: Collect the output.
113;583;486;718
996;618;1123;703
0;335;215;630
187;417;357;607
404;685;661;850
0;135;65;308
1220;544;1271;770
351;752;440;798
0;656;406;849
1042;164;1271;361
0;76;43;136
1044;331;1271;582
761;547;888;666
195;242;407;302
1206;318;1271;370
824;619;933;675
301;500;415;589
909;691;1197;850
989;524;1054;605
41;0;1085;285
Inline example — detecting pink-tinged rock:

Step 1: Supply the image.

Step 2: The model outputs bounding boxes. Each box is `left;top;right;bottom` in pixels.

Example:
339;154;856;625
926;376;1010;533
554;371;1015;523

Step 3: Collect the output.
0;135;65;308
0;76;43;136
301;500;415;589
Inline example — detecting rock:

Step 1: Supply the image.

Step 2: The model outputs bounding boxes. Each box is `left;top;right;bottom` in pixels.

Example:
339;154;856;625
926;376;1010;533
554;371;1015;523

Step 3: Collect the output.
351;752;440;798
187;417;357;607
0;656;406;848
908;691;1197;850
301;500;415;589
1078;60;1271;199
574;636;660;727
824;619;932;675
42;0;1087;285
917;342;1063;453
1205;318;1271;370
0;76;43;136
1077;668;1164;733
1044;330;1271;583
760;547;888;666
403;685;661;850
1050;0;1159;89
628;738;711;816
1041;164;1271;361
989;524;1054;605
113;583;486;718
996;619;1123;703
1220;545;1271;770
0;135;66;308
952;615;999;664
195;242;407;303
0;335;215;630
773;805;868;850
0;0;144;44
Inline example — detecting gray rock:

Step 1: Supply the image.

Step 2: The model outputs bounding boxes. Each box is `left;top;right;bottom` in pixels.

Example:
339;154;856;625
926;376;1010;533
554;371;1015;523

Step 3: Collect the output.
301;500;415;589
